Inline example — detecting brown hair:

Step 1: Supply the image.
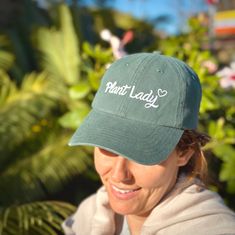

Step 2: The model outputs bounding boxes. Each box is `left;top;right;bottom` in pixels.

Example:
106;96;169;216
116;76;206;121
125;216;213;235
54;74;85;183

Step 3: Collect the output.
176;130;210;184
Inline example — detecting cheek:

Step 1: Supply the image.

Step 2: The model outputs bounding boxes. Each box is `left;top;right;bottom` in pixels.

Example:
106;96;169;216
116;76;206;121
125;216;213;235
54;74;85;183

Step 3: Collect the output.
134;166;168;188
94;155;104;176
133;163;178;188
94;153;112;177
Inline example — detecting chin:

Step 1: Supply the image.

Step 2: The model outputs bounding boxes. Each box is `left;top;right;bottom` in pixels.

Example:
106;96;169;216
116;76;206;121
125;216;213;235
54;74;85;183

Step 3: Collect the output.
109;201;133;215
108;195;140;215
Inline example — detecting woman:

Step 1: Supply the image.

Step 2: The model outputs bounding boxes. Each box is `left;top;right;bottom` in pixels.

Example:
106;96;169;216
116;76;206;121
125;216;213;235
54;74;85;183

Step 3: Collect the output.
62;53;235;235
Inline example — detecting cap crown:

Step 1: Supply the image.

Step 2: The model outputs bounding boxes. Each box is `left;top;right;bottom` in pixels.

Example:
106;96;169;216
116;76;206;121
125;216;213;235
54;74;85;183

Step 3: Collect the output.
92;53;201;129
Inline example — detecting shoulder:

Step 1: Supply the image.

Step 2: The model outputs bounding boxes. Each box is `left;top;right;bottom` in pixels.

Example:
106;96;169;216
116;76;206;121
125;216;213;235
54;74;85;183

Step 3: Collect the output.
62;191;98;235
177;185;235;234
62;186;118;235
143;182;235;235
76;193;97;215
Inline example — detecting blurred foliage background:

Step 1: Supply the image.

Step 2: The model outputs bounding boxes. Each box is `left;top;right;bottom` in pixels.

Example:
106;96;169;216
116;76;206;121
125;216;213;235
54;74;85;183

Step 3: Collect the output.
0;0;234;234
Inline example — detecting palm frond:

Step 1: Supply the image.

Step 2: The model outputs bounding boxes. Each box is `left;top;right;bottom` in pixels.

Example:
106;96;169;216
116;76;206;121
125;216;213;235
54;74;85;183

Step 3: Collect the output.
0;70;17;107
0;133;92;205
0;201;76;235
36;4;80;85
0;35;15;71
0;72;66;166
6;71;66;104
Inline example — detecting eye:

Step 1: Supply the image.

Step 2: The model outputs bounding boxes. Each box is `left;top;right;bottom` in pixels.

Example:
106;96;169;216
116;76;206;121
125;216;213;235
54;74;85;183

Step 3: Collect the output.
98;147;118;157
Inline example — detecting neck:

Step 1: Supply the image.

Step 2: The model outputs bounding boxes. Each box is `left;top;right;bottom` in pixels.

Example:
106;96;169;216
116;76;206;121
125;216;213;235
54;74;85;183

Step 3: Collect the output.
126;175;180;235
126;214;148;235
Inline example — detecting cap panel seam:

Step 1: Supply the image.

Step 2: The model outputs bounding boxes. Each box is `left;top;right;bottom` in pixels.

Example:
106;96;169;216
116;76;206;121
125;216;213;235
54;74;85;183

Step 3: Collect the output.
117;54;156;116
165;58;185;127
123;54;162;116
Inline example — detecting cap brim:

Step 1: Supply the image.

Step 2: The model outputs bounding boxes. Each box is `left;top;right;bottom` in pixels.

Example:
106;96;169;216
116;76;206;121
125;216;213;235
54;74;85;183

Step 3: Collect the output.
69;109;184;165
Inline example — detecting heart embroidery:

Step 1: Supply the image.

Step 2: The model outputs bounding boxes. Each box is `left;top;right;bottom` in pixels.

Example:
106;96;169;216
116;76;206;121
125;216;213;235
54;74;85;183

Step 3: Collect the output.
157;89;168;97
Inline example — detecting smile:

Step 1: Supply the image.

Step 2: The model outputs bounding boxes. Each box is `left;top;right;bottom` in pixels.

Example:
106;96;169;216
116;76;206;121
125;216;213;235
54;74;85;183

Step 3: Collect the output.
111;185;141;194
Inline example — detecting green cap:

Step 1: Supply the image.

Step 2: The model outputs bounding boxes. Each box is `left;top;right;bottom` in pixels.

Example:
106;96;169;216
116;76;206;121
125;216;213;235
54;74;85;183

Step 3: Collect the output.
69;52;202;165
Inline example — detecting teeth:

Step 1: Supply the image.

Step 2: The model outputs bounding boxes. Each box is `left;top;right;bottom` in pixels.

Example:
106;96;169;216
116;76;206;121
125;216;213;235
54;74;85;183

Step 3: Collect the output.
112;185;137;194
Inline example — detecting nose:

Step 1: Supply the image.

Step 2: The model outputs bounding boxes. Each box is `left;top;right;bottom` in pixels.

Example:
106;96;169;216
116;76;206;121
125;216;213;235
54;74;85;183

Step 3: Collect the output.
111;156;132;183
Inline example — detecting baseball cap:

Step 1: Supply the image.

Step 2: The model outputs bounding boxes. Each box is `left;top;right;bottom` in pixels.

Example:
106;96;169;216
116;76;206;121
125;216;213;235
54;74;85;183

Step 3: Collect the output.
69;52;202;165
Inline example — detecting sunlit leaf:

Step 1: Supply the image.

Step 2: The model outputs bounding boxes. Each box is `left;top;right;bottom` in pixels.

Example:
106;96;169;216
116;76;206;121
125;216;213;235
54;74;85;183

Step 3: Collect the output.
36;4;80;85
69;82;91;100
0;201;76;235
59;105;90;129
0;35;14;71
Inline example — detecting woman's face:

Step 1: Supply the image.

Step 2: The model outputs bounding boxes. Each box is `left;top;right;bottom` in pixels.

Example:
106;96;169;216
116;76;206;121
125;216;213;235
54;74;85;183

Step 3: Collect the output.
94;147;189;217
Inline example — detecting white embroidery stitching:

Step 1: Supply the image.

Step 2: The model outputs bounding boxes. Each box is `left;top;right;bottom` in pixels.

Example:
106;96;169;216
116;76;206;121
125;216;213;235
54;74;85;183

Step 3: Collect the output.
104;81;168;109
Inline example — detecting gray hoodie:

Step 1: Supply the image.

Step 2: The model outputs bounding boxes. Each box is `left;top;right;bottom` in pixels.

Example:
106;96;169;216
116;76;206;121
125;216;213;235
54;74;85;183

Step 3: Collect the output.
62;177;235;235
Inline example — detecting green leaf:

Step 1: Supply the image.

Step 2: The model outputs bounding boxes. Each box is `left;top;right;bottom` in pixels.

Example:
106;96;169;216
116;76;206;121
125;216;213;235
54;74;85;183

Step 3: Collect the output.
0;201;76;235
0;69;17;107
208;118;225;140
59;105;90;129
213;144;235;193
200;89;219;113
0;35;15;71
88;69;104;91
82;42;94;57
0;72;61;166
36;4;80;85
0;133;92;205
69;82;91;100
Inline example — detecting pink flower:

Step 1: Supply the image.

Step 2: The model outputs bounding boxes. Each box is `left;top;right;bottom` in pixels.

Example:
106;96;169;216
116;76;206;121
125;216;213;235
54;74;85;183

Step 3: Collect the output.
202;60;218;73
217;62;235;89
100;29;134;60
121;30;134;46
206;0;219;5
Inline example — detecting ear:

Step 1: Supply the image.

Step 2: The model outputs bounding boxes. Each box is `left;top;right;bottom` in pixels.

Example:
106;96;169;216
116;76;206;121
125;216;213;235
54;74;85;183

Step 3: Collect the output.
177;149;194;167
